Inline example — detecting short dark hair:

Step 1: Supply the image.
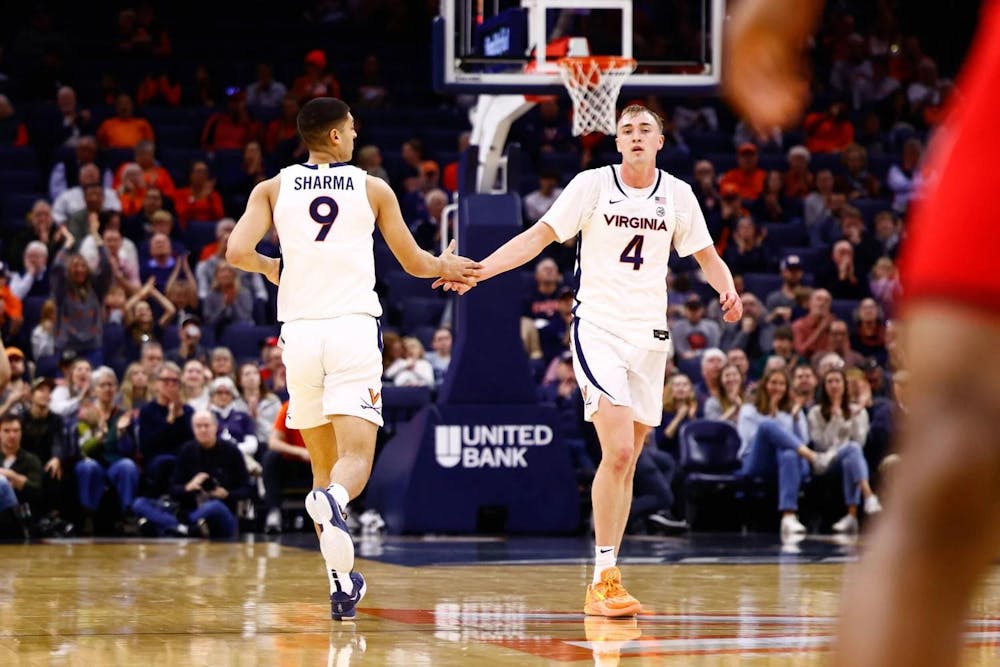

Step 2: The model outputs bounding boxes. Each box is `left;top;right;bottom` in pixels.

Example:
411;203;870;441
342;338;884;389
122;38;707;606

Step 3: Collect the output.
0;412;21;427
297;97;350;150
773;325;794;341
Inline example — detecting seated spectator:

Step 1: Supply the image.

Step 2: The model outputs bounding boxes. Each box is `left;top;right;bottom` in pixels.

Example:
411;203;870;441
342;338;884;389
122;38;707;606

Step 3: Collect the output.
207;376;257;475
0;94;29;146
736;368;818;535
52;228;112;365
0;414;42;521
181;359;210;411
657;373;700;456
838;207;881;276
51;357;93;418
381;331;404;378
197;218;236;262
782;145;813;199
886;138;923;214
73;366;139;528
174;161;225;229
113;141;176;203
0;263;23;340
838;143;881;200
672;295;722;361
734;120;782;153
123;283;175;358
264;95;306;161
907;57;944;120
48;86;95;150
424;327;452;387
20;377;68;519
11;240;51;301
133;410;251;538
872;211;901;259
201;87;258;152
227;141;269;201
115;163;146;217
354;54;389;108
137;362;193;495
245;62;287;111
96;94;154;149
817;240;871;300
292;49;341;102
632;438;687;534
790;363;819;414
803;101;854;154
49;136;110;202
722;215;769;275
750;170;788;223
812;319;864;371
771;326;805;369
807;368;882;533
765;254;804;316
82;218;140;294
704;363;745;423
727;348;752;382
209;347;237;381
792;289;835;358
523;171;563;224
685;348;722;408
692;159;721;216
869;257;903;316
53;164;123;225
866;369;908;487
203;262;255;335
0;347;30;415
441;131;470;194
118;362;152;414
65;186;116;254
385;336;435;387
168;316;209;367
260;342;286;398
237;363;281;446
30;300;57;361
139;231;177;293
135;67;182;107
719;143;766;200
122;188;166;245
803;168;835;231
163;261;199;327
356;144;389;183
851;298;888;364
721;293;772;366
262;400;310;534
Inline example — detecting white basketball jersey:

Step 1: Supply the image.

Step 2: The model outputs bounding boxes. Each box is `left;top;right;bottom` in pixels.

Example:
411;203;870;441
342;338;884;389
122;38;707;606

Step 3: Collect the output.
272;163;381;322
542;165;714;351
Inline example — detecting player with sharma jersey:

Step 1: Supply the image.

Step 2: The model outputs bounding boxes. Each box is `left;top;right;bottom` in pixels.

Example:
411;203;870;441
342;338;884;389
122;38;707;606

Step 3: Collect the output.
436;104;743;616
227;97;480;620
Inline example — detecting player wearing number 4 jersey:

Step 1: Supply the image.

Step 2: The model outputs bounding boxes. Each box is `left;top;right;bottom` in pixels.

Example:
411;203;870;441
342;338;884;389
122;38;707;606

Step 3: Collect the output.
227;97;480;620
437;104;743;616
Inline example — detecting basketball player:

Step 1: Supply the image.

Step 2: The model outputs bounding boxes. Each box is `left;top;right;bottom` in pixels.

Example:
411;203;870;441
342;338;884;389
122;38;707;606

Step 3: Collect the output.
726;2;1000;665
227;97;481;620
437;104;743;616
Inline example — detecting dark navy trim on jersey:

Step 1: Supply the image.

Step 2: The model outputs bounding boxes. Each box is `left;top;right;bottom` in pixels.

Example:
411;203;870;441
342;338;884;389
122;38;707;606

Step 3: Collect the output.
573;319;614;400
646;170;663;198
300;162;348;169
376;318;383;352
609;165;629;199
571;231;582;316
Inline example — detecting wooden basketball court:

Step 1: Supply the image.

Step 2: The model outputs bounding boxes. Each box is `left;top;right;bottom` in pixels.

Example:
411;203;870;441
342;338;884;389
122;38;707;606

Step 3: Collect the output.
3;536;999;665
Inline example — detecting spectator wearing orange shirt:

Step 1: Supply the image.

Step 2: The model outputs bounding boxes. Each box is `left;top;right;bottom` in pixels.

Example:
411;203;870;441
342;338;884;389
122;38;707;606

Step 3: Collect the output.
261;400;311;533
803;101;854;154
201;88;259;152
442;131;471;194
291;50;342;103
0;95;29;147
174;161;224;230
720;143;766;201
114;141;176;202
782;145;814;199
96;94;155;149
116;164;147;217
0;262;24;339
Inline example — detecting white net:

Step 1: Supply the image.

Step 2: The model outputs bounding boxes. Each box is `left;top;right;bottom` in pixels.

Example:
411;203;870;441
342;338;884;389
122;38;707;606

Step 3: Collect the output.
557;56;637;136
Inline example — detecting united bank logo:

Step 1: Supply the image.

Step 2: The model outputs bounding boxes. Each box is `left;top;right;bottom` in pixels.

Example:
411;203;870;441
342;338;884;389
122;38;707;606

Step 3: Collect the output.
435;425;554;469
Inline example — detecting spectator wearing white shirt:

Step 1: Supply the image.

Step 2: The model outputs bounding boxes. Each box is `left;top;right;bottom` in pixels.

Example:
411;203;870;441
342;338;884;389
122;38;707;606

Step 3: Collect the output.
51;163;121;224
246;63;288;110
523;171;563;224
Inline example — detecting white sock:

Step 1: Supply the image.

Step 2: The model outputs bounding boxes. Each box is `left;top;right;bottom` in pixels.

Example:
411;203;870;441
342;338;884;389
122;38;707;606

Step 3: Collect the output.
328;568;354;596
327;483;350;512
593;545;616;584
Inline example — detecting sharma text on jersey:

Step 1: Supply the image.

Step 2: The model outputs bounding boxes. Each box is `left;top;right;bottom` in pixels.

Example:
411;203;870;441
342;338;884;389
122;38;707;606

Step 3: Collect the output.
293;174;356;190
604;214;670;231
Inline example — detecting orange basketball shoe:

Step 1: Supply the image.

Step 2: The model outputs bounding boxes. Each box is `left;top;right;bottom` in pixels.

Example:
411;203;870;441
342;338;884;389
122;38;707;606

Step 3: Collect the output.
584;567;643;617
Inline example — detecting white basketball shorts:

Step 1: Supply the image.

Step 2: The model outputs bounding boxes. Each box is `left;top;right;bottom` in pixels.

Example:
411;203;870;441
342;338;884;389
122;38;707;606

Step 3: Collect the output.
280;315;384;429
570;318;669;428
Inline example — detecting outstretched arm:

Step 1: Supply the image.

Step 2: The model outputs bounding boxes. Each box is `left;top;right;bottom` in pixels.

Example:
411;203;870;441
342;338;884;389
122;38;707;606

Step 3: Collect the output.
227;179;280;286
693;245;743;323
434;222;557;294
368;176;480;284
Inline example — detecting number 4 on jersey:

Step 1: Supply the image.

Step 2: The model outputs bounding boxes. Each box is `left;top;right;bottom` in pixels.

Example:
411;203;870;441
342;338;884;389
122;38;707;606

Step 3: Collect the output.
619;234;645;270
310;195;340;241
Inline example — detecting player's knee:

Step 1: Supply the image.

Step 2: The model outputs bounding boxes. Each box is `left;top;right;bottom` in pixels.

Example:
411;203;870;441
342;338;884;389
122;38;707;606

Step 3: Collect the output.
601;442;634;475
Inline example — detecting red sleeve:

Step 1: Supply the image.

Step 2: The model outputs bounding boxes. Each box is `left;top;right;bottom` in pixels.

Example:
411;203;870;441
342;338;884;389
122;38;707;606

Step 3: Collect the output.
209;192;225;219
14;123;28;147
899;0;1000;313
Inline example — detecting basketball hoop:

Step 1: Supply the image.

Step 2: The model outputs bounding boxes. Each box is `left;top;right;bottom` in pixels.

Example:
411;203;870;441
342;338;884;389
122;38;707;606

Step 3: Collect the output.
557;56;637;136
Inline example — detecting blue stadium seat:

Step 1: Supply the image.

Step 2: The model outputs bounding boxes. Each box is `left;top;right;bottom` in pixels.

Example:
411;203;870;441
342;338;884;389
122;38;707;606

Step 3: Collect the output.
0;170;41;193
183;220;219;259
0;147;37;169
675;356;702;382
101;148;135;171
154;124;199;149
743;273;783;300
219;323;280;362
21;296;48;337
374;242;402;278
831;298;860;324
401;297;445;331
684;132;732;156
779;246;825;273
852;198;892;226
385;270;434;309
2;193;43;227
678;419;747;530
763;223;808;252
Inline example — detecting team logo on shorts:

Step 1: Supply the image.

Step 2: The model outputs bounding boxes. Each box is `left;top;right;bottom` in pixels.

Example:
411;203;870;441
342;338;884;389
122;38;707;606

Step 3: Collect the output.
361;388;382;413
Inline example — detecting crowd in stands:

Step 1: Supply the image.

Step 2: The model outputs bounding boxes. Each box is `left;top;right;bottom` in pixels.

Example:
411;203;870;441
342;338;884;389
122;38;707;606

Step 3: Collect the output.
0;1;943;538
